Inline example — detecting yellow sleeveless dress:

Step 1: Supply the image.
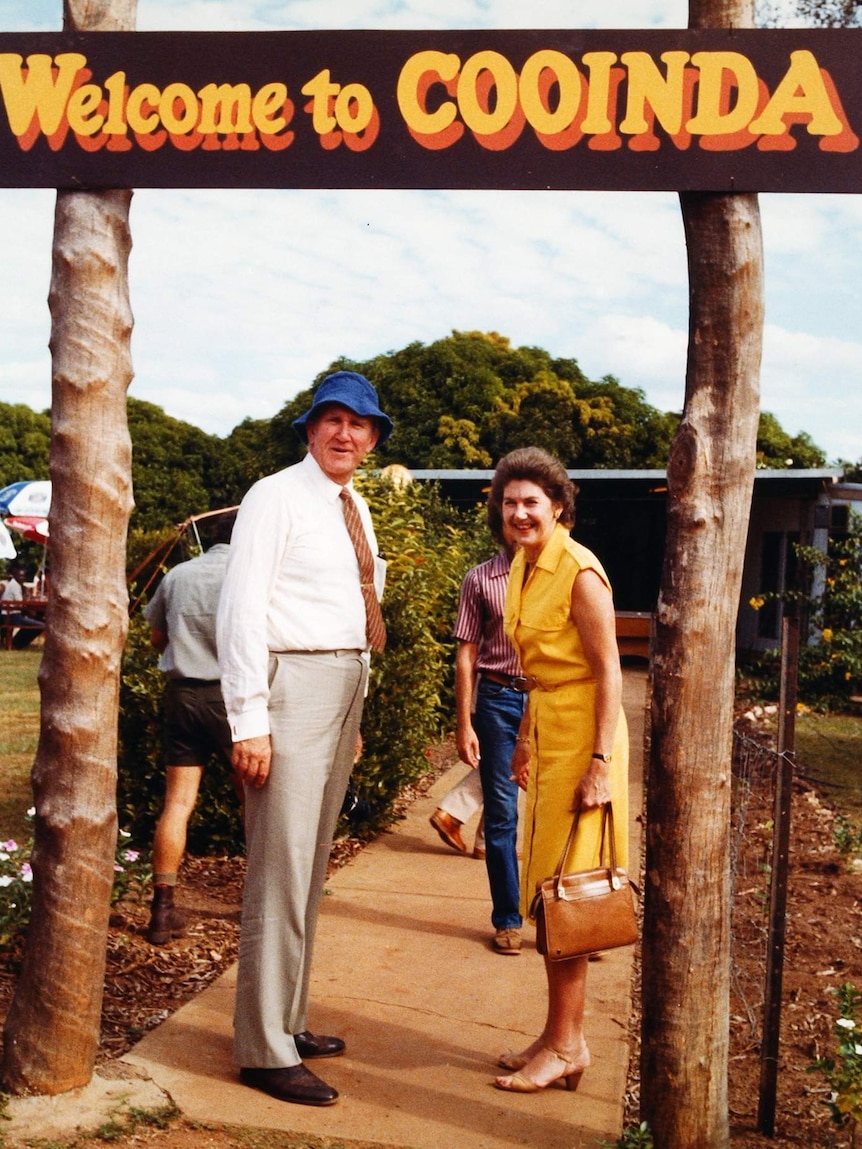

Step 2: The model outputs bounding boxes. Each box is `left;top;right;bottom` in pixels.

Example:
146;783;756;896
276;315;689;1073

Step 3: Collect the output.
504;523;629;920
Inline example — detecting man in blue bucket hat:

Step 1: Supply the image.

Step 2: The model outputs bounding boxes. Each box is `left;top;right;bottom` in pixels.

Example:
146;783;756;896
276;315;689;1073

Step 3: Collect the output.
218;371;392;1107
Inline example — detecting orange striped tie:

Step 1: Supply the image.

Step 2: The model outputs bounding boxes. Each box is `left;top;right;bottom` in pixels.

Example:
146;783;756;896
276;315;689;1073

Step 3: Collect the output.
339;488;387;653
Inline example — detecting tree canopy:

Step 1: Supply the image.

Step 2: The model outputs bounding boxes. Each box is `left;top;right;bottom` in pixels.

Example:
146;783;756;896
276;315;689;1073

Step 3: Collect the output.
0;331;832;541
263;330;682;472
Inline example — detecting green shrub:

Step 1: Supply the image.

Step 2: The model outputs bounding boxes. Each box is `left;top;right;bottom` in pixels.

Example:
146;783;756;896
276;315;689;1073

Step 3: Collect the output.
116;475;491;853
745;513;862;711
353;475;491;826
809;982;862;1140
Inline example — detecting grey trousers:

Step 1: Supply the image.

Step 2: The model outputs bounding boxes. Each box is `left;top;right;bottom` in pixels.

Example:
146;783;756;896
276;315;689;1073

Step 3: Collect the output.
233;649;367;1068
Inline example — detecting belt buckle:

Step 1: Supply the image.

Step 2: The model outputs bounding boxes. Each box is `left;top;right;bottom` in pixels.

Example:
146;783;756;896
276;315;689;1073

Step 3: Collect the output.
510;675;531;692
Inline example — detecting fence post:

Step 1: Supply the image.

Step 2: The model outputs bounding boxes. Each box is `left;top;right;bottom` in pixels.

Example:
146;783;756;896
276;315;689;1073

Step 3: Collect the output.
757;609;800;1135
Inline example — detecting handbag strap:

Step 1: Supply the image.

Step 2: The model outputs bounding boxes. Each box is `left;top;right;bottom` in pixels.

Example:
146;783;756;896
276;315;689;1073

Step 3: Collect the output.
553;802;618;897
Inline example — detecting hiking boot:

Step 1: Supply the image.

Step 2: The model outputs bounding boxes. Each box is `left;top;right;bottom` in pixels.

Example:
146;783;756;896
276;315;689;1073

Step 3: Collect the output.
147;885;188;945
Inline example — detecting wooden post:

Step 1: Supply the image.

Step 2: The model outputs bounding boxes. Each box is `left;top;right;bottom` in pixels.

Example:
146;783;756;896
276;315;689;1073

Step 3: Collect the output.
0;0;137;1096
640;7;763;1147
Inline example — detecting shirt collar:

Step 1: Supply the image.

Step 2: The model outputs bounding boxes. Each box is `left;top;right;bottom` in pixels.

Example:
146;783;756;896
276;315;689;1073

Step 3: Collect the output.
534;522;569;573
487;550;512;579
300;451;355;503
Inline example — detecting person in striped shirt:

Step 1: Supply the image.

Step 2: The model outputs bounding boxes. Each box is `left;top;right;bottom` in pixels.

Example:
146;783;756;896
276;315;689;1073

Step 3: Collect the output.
449;518;528;955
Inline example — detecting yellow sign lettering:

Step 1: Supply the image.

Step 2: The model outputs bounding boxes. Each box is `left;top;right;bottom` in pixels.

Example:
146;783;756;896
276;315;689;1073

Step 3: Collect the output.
397;51;460;136
0;52;85;136
686;51;760;135
619;51;690;136
749;49;844;136
197;83;254;134
518;50;582;136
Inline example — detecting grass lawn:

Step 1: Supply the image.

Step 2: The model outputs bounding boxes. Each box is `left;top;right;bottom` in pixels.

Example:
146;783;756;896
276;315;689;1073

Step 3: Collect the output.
794;708;862;812
0;648;41;842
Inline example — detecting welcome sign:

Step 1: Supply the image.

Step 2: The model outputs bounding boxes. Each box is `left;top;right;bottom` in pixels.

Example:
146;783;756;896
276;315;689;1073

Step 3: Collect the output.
0;28;859;191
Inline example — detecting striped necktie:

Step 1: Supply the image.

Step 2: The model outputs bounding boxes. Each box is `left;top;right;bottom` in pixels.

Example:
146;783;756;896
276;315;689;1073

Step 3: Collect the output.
339;488;387;653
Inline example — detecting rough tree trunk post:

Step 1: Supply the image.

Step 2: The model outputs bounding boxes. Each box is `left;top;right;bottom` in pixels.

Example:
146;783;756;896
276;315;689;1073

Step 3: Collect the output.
639;2;763;1146
1;0;137;1095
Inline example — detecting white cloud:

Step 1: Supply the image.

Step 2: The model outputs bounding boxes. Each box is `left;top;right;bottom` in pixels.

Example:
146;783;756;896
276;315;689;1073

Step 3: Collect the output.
761;325;862;462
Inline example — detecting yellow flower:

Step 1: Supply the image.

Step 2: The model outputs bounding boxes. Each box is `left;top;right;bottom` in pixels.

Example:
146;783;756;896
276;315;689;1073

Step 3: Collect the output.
822;628;833;643
749;596;765;611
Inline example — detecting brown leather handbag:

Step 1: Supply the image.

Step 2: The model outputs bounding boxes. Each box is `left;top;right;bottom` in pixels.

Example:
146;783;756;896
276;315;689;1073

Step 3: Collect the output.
531;803;639;961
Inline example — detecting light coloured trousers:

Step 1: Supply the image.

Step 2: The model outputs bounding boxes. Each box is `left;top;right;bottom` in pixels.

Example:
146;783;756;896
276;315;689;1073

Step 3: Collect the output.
233;649;367;1068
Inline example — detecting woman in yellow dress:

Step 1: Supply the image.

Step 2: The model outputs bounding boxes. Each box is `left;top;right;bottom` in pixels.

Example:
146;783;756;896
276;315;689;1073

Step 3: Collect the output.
489;447;629;1094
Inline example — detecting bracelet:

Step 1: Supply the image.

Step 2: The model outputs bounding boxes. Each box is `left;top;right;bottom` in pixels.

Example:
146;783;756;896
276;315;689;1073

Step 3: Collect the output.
591;752;612;762
516;736;530;744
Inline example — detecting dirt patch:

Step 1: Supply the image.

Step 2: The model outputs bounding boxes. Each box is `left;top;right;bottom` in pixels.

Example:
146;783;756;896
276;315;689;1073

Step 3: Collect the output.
724;771;862;1148
2;733;861;1147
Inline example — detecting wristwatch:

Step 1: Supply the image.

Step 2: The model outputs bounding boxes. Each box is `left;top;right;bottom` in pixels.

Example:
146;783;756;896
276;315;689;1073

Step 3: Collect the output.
591;752;612;762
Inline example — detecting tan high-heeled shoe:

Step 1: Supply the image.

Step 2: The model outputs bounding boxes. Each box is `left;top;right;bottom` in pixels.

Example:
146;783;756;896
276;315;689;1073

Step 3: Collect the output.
494;1045;590;1093
497;1038;543;1071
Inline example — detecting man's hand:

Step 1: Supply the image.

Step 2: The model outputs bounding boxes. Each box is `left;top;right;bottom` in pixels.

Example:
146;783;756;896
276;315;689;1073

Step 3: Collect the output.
232;735;272;789
456;723;480;769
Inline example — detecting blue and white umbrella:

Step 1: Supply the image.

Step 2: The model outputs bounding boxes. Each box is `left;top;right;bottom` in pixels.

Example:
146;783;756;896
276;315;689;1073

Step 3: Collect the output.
0;481;51;518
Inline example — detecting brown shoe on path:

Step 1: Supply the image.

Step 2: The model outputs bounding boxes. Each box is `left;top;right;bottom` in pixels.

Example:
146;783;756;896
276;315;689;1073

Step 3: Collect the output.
493;927;522;955
429;808;467;853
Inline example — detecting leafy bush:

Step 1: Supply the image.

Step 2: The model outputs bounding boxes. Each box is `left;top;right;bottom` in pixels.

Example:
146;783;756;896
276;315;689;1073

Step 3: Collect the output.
834;815;862;864
116;474;492;853
744;512;862;711
809;982;862;1140
353;474;491;826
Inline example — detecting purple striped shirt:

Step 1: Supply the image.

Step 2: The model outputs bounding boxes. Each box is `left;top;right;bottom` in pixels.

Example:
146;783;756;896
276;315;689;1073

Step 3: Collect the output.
452;551;521;676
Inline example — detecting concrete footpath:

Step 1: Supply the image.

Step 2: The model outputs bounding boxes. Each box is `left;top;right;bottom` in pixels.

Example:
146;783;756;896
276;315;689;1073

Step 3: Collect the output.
7;670;646;1148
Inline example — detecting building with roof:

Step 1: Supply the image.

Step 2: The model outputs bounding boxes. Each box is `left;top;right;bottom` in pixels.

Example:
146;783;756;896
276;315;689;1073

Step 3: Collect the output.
408;467;844;658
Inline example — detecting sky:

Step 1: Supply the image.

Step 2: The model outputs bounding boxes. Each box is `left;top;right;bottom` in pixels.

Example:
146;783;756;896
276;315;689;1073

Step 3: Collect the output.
0;1;860;467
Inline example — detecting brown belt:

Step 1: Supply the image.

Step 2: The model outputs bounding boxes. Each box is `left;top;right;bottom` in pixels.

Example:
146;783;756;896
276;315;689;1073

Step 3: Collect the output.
479;670;538;693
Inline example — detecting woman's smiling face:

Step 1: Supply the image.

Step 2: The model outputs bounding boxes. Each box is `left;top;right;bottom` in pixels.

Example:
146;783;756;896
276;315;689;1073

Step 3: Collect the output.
502;479;561;562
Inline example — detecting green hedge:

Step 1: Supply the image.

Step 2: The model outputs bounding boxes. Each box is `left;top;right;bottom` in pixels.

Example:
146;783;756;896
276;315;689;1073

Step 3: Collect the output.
117;475;491;855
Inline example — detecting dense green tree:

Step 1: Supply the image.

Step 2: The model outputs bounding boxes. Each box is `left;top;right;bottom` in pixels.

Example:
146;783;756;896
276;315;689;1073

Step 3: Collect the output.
220;416;283;501
576;376;680;468
756;410;826;469
281;330;688;471
0;403;51;487
126;398;217;531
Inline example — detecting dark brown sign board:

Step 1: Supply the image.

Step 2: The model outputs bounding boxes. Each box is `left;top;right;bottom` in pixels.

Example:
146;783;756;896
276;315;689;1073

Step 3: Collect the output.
0;28;859;191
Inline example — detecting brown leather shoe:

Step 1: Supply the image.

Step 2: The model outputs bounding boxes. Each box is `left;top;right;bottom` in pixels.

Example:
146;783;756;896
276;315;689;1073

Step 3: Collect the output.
294;1030;345;1059
240;1065;338;1106
429;809;467;853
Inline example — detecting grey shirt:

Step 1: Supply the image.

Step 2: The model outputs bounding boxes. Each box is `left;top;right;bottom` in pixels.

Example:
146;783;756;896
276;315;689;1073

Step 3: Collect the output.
144;543;229;681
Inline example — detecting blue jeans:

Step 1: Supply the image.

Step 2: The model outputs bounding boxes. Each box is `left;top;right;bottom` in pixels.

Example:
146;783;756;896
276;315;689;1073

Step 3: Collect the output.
474;679;527;931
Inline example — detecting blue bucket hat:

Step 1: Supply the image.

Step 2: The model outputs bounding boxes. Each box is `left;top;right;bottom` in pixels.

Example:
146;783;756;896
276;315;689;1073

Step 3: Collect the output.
292;371;394;446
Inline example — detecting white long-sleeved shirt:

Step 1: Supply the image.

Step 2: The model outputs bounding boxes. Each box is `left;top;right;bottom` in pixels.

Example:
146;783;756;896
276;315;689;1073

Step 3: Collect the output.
216;453;383;742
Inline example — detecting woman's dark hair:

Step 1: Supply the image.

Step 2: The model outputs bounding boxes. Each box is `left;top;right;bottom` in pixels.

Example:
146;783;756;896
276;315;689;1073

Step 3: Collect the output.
487;447;578;538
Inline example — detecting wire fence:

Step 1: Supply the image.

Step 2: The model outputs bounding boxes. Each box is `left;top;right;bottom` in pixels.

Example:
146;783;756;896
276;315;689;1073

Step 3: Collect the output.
730;725;790;1040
